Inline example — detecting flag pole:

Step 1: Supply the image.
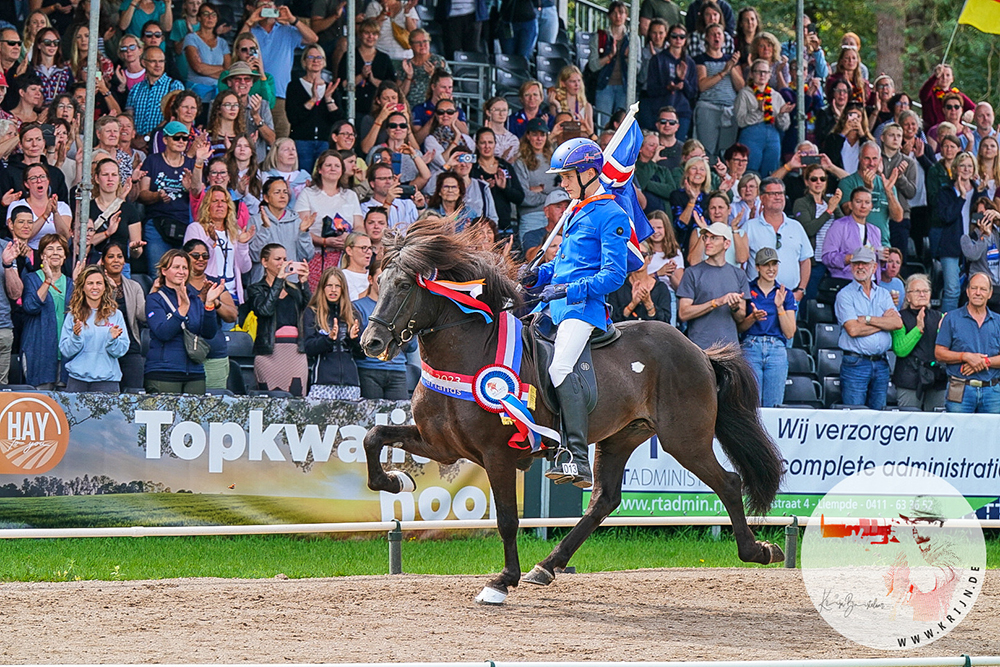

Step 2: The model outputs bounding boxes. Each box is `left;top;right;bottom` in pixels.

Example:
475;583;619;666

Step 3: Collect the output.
527;101;642;270
941;0;969;64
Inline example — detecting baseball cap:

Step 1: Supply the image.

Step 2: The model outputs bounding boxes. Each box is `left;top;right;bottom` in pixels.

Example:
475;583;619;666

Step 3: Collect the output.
850;246;878;263
701;222;733;243
754;247;780;265
225;61;260;80
544;188;571;207
163;121;189;137
525;117;549;134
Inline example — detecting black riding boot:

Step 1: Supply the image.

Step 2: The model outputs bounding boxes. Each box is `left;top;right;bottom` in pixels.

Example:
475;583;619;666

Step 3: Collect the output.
544;372;593;488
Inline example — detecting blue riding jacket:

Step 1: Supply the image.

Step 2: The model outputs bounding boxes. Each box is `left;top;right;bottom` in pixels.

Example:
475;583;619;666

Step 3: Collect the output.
535;193;630;330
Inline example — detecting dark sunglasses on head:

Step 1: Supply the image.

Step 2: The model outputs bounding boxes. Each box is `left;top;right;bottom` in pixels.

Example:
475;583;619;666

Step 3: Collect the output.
40;39;60;46
144;31;163;38
188;252;210;260
436;108;458;116
386;122;408;129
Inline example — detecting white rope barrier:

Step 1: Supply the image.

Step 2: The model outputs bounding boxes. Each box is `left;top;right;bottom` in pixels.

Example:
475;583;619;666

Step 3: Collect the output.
0;515;998;539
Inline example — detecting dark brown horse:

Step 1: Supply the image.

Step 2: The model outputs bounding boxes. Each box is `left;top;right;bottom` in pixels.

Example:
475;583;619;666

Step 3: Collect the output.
360;218;785;604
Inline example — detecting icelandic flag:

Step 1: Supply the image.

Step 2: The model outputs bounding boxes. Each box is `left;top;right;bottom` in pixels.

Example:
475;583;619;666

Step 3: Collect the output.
599;102;654;274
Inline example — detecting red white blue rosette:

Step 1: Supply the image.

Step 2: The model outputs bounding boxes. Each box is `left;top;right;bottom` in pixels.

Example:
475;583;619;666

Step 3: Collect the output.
473;365;521;414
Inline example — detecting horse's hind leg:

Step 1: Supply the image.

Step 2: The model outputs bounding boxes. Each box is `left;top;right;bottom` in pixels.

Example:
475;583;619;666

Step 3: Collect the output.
363;425;425;493
523;432;639;586
665;433;781;565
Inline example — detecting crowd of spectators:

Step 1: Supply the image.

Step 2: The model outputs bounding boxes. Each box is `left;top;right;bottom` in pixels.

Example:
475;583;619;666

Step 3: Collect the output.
0;0;997;412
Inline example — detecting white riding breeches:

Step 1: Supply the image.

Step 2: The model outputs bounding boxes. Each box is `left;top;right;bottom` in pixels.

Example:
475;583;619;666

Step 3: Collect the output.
548;318;595;388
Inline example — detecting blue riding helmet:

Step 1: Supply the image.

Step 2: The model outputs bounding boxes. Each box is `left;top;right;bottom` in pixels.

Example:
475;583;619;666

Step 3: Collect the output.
546;138;604;175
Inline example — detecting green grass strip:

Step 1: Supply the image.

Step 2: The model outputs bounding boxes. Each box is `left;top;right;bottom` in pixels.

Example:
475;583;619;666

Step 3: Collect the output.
1;527;998;582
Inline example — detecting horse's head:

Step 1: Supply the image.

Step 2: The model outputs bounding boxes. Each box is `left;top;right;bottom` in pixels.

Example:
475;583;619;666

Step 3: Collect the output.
361;261;438;362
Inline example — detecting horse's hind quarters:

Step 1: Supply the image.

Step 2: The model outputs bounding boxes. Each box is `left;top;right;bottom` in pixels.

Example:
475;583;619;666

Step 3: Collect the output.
522;564;555;586
475;586;508;605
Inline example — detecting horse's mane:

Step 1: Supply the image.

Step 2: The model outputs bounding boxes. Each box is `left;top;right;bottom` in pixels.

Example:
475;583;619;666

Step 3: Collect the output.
382;216;523;315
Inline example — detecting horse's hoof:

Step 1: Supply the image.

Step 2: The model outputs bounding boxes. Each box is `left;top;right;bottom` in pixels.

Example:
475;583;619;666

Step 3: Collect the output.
522;564;555;586
475;586;507;605
387;470;416;493
764;541;785;564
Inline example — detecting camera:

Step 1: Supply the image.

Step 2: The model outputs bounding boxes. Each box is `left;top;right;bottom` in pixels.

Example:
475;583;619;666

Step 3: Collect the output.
456;153;475;164
801;155;821;166
248;47;259;58
398;184;416;199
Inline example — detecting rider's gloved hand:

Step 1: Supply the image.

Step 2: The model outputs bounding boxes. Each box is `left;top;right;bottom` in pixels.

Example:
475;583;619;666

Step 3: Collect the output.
539;284;568;302
518;265;539;288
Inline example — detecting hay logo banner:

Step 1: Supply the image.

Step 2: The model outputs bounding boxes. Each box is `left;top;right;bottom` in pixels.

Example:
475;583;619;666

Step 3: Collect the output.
0;395;70;474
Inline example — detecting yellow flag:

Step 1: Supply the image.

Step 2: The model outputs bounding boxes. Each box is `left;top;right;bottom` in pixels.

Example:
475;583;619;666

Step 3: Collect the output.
959;0;1000;34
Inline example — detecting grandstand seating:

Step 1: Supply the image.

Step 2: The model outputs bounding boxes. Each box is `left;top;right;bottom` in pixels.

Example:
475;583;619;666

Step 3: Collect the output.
787;347;815;378
537;41;572;61
783;375;823;408
816;348;843;379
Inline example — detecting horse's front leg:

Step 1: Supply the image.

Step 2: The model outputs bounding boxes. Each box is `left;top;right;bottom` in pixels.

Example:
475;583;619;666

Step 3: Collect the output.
475;452;520;605
363;425;424;493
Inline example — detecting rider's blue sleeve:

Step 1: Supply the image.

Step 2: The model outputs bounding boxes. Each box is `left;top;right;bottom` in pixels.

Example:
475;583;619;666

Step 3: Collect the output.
565;210;628;305
536;261;555;288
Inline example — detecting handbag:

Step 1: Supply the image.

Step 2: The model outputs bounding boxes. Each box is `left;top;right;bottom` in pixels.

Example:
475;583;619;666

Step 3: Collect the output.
158;292;210;364
151;216;188;245
391;16;410;49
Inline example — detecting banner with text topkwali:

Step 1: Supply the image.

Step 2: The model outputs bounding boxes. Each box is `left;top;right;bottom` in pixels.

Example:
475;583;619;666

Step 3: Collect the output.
0;392;498;528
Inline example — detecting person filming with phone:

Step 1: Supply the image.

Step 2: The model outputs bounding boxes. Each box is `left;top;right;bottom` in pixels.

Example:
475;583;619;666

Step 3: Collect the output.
246;242;311;395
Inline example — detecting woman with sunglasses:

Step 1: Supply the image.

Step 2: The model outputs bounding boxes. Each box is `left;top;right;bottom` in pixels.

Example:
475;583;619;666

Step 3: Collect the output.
136;121;196;270
119;0;173;39
792;163;841;299
286;45;343;174
31;28;72;104
183;238;238;389
114;35;147;94
919;64;975;134
421;98;474;179
734;58;793;177
100;243;146;389
369;111;430;189
358;82;408;155
183;3;231;102
646;23;697;140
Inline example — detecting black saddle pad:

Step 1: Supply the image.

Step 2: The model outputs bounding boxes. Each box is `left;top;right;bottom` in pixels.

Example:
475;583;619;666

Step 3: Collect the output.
523;313;619;415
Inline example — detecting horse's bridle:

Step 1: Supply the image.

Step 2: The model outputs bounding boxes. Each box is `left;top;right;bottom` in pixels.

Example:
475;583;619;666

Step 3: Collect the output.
368;271;497;359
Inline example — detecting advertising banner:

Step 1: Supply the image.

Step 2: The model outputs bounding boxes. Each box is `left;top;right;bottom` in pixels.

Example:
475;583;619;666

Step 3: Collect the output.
595;408;1000;519
0;393;497;528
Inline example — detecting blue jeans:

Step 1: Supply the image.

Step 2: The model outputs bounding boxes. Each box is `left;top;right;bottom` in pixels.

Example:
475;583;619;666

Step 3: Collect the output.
143;219;180;274
945;381;1000;413
839;354;890;410
740;122;782;177
596;84;628;119
502;19;538;59
741;335;789;407
536;5;558;44
805;261;827;302
941;255;961;313
294;140;330;176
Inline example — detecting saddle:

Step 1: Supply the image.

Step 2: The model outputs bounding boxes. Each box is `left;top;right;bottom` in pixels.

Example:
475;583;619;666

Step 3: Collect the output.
522;312;620;416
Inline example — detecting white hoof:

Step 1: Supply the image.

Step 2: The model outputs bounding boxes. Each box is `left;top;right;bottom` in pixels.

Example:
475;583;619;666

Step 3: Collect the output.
475;586;507;605
386;470;416;493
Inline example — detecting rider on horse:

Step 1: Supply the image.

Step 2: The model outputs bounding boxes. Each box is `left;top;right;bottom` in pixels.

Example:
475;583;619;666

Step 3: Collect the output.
521;137;632;488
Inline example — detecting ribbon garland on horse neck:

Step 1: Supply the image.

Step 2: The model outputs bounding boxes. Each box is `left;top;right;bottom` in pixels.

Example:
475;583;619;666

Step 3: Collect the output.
416;271;559;452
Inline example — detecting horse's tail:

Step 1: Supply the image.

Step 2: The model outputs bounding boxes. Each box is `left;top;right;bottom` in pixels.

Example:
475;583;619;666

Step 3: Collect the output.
706;344;783;516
